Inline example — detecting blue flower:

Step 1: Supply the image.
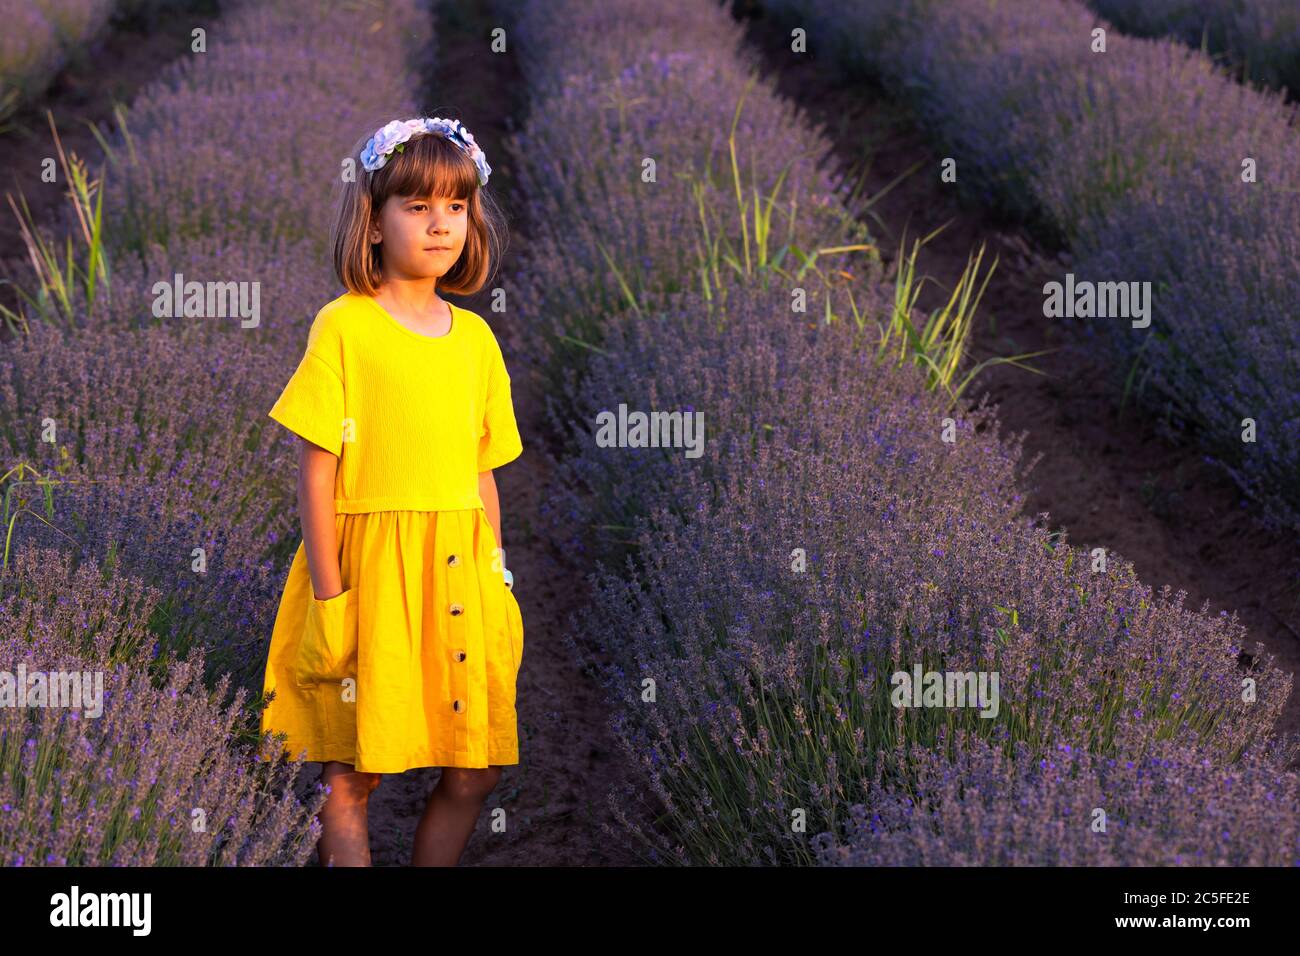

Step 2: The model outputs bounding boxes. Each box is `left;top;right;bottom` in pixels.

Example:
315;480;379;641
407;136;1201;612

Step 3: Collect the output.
360;139;380;171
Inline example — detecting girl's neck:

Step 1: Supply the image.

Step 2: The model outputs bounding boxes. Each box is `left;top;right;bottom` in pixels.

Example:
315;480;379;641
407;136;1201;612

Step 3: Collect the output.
374;280;442;316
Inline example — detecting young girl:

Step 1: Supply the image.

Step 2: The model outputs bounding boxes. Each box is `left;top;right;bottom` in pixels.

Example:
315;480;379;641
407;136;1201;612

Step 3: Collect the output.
259;116;524;867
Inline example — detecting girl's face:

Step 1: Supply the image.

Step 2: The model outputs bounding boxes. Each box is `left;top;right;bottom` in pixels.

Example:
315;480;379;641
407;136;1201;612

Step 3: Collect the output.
369;192;469;280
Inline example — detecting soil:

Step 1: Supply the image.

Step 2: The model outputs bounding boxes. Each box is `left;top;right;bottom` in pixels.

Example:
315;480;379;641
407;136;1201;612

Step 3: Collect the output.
729;2;1300;761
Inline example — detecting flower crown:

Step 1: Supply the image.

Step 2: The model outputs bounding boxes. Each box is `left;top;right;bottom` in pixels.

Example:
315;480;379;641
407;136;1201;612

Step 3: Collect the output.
359;116;491;186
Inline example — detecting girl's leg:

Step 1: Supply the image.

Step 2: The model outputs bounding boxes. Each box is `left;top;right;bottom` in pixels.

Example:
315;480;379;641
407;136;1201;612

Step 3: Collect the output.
316;761;382;867
411;765;502;866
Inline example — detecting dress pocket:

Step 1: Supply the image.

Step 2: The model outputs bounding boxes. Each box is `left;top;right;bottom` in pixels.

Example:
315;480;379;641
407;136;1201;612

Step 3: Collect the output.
504;585;524;676
294;587;359;686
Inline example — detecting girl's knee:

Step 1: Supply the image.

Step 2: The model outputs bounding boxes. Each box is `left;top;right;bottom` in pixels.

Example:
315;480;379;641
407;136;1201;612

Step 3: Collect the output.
321;763;382;802
438;766;501;802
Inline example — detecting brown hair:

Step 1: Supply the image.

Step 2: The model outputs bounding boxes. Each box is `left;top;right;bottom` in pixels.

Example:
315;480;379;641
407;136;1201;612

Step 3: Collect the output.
331;122;508;297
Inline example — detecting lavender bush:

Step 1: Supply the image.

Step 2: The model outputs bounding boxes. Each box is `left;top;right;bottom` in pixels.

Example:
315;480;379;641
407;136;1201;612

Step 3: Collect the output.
565;279;1293;864
1088;0;1300;97
0;253;341;691
0;0;113;125
0;544;326;865
1073;161;1300;516
500;0;878;424
103;0;431;263
816;729;1300;866
33;0;114;48
497;0;1300;864
0;5;62;123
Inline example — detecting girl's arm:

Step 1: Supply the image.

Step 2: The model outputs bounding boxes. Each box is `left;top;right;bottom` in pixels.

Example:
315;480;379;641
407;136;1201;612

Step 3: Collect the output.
478;469;505;572
300;438;344;600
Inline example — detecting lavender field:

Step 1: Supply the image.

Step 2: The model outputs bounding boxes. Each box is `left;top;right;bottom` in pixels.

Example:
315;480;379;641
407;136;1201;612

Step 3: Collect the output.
0;0;1297;880
761;0;1300;538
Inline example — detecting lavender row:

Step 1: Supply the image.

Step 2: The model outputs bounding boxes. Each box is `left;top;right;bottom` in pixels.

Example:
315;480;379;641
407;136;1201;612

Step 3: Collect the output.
0;545;326;865
497;0;1300;864
498;0;875;410
0;1;203;127
0;0;432;864
761;0;1300;533
818;730;1300;866
0;0;114;123
1088;0;1300;96
554;273;1298;865
102;0;431;270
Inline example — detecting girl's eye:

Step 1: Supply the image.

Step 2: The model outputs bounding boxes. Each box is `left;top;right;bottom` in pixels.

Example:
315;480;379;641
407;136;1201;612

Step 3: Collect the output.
411;203;428;212
450;202;465;212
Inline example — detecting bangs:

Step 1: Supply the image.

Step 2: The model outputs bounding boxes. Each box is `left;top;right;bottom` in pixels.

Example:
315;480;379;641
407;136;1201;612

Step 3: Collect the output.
371;131;478;202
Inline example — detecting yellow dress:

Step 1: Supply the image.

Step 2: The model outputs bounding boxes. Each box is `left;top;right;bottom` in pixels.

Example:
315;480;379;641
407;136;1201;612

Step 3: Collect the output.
259;292;525;772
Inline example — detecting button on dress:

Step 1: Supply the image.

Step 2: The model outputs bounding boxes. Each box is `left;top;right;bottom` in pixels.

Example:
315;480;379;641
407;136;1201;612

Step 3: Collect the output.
259;293;525;772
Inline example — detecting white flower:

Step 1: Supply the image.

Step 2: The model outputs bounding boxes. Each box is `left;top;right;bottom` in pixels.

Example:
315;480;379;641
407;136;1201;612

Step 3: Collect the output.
371;119;415;155
359;116;493;185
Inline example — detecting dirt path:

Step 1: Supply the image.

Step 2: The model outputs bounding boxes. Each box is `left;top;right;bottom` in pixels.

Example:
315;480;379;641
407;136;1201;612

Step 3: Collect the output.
360;0;649;866
732;3;1300;760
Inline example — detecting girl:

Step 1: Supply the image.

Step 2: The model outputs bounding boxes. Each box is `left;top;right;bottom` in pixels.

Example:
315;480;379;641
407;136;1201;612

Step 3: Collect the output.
259;116;524;867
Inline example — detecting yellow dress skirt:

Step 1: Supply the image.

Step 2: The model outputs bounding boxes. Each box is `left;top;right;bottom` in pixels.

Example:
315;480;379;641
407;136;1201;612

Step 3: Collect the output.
259;506;524;773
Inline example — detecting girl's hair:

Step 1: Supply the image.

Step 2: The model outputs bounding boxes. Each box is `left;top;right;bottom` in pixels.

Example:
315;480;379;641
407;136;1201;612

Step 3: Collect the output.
332;123;508;297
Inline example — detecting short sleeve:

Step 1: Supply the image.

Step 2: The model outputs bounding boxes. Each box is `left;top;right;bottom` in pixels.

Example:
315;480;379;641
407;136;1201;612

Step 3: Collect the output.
268;346;345;457
477;334;523;472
